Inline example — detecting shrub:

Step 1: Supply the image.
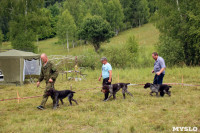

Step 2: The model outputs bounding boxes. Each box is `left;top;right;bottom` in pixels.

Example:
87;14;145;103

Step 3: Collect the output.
78;49;101;70
156;35;184;66
101;36;139;68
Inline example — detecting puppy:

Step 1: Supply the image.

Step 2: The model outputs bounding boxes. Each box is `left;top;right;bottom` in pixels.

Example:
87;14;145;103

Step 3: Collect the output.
144;83;171;97
47;89;78;109
102;83;133;101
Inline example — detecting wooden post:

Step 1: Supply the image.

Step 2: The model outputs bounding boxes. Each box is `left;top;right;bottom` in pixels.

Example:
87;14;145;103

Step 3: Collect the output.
17;90;20;104
182;75;184;88
118;72;119;83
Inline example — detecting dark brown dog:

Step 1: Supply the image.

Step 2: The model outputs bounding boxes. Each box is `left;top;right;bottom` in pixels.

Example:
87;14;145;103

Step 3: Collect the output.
47;89;78;109
102;83;133;101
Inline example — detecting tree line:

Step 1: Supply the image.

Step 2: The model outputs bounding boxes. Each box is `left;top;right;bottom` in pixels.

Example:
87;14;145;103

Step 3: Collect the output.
0;0;199;66
0;0;151;52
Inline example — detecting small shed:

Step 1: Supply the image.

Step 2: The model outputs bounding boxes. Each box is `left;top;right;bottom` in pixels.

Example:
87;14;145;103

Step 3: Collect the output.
0;49;41;85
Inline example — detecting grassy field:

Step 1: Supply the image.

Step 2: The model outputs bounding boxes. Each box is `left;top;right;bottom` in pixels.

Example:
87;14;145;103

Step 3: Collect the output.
1;24;200;132
0;68;200;133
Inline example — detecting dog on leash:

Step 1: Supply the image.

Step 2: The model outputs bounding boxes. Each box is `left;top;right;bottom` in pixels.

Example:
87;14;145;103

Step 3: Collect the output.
144;83;171;97
47;89;78;109
102;83;133;101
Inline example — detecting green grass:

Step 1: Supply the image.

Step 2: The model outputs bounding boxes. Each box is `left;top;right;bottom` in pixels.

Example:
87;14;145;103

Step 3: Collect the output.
1;24;199;132
0;67;200;133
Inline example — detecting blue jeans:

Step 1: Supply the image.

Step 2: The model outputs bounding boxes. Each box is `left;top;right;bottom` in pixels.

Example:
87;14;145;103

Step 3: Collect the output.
153;73;165;84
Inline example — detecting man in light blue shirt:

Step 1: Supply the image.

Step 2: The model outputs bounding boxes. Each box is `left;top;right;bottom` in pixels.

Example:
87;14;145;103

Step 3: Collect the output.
152;52;166;84
99;57;112;101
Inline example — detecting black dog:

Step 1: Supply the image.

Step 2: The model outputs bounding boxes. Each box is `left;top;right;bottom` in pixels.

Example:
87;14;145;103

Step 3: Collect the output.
47;89;78;109
102;83;133;101
144;83;171;97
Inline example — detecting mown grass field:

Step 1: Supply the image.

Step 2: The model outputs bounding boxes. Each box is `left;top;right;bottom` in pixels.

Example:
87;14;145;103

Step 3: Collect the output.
1;23;200;132
0;68;200;133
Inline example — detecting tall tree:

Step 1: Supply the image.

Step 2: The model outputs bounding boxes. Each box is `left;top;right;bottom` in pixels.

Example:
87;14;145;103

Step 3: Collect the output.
154;0;200;65
63;0;87;27
85;0;106;19
78;15;114;52
0;0;13;41
9;0;44;52
8;0;53;52
57;9;76;51
119;0;150;27
0;30;3;47
105;0;124;35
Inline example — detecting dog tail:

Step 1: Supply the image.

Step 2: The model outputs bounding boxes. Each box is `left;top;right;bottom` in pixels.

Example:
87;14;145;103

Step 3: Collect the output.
70;90;76;93
126;83;130;85
169;86;172;88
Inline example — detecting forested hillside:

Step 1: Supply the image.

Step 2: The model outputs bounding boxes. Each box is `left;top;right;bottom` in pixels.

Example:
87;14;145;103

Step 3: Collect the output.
0;0;200;66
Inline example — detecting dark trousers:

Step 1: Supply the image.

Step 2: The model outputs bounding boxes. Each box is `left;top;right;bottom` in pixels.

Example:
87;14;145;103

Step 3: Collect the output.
153;73;165;84
41;82;55;107
102;77;111;100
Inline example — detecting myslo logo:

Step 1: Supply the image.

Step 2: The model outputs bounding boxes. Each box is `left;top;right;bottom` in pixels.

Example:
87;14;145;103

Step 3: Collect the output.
173;127;198;132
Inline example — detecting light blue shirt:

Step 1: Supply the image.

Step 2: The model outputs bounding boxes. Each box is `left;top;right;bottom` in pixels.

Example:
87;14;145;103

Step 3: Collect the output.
102;63;112;79
154;56;166;74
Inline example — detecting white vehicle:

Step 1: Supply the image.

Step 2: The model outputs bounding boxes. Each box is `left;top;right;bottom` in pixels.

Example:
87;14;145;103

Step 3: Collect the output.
0;69;4;81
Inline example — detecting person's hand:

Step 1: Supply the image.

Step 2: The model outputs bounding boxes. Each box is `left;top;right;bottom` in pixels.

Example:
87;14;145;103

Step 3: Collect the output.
37;81;40;87
108;79;111;83
156;72;161;76
49;78;53;83
152;70;154;73
98;77;101;81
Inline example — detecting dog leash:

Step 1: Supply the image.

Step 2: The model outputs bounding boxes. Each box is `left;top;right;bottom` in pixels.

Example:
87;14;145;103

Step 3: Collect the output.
1;83;200;102
0;95;43;101
128;83;200;87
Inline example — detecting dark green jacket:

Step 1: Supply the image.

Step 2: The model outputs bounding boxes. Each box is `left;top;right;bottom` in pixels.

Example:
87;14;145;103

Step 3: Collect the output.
38;61;58;83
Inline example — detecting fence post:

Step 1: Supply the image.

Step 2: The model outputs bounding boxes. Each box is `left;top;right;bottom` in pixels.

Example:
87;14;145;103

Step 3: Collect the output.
17;90;20;104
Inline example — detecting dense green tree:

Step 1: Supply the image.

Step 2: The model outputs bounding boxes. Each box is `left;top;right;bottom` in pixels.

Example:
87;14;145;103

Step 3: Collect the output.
44;0;64;7
119;0;150;27
0;0;13;41
85;0;106;19
63;0;87;27
48;2;60;37
78;16;114;52
57;9;76;51
0;30;3;47
8;0;53;52
130;0;150;27
154;0;200;65
147;0;157;15
119;0;132;27
105;0;124;35
157;35;184;66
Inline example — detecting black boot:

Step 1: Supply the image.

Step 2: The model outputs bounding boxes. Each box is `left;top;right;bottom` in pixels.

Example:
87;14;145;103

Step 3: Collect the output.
37;105;44;110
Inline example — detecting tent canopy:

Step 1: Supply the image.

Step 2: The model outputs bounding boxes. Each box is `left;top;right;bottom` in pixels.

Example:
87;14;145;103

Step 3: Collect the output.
0;49;41;85
0;49;40;60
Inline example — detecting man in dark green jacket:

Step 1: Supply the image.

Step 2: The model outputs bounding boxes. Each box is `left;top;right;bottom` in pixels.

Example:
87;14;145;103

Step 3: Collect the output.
37;53;58;110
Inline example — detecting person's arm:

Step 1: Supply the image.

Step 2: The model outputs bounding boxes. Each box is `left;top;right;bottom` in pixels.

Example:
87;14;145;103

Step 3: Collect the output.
49;63;58;82
108;70;112;82
98;72;102;81
37;69;44;87
156;68;165;75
